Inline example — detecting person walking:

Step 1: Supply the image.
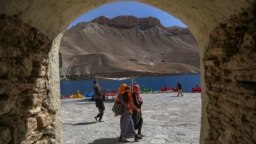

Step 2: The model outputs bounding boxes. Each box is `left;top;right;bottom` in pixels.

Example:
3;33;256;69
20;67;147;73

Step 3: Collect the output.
176;81;183;97
93;80;105;122
118;84;141;143
132;83;144;137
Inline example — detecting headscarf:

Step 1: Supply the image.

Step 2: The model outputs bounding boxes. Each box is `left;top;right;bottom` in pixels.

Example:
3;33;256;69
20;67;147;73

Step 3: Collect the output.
118;84;127;94
124;86;134;113
133;84;140;93
133;84;142;103
116;84;127;102
116;84;134;113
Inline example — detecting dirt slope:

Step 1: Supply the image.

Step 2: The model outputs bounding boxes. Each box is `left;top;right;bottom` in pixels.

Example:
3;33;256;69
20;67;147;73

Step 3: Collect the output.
60;16;200;79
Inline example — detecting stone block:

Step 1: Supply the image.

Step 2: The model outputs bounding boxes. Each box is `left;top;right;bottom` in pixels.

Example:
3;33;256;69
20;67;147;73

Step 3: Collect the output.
30;78;46;90
208;48;225;57
36;113;52;129
20;131;43;144
203;60;214;67
0;126;11;144
0;94;9;113
35;138;55;144
43;125;53;135
0;45;22;57
20;56;33;77
226;23;235;34
204;139;215;144
32;94;43;106
253;129;256;142
0;61;8;76
0;57;32;77
0;93;15;115
31;54;45;62
16;92;44;114
31;63;47;77
211;26;226;41
10;82;34;95
218;130;233;144
25;118;37;137
210;128;220;139
35;139;49;144
40;57;48;66
28;106;41;115
241;33;255;53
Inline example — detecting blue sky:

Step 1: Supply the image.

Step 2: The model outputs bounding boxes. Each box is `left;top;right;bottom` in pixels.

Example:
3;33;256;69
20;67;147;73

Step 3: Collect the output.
68;1;186;29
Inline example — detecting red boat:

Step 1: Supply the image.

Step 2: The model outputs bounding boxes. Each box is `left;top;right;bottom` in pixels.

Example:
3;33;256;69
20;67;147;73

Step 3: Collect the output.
160;85;176;92
102;90;118;97
191;85;201;93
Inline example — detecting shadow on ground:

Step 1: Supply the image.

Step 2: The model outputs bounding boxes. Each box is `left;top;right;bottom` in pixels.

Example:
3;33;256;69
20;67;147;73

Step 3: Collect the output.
169;95;184;98
75;99;93;102
73;121;97;126
74;99;95;105
87;138;119;144
88;137;139;144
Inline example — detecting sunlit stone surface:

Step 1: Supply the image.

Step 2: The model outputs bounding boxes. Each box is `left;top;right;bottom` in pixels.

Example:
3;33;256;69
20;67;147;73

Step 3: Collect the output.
61;93;201;144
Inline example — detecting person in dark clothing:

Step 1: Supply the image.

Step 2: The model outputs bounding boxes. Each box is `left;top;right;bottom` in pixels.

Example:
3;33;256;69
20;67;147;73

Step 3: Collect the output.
132;83;144;137
93;80;105;122
177;81;183;97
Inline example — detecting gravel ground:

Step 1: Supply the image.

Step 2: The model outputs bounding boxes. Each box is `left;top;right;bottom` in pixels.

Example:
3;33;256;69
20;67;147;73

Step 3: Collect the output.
61;93;201;144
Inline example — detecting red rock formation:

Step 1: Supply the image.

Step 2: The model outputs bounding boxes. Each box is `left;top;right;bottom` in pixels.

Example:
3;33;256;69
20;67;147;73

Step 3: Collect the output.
167;26;190;35
92;16;164;29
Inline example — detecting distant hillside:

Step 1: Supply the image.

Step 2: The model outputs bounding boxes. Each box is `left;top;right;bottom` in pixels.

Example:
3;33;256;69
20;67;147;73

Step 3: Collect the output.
60;16;200;79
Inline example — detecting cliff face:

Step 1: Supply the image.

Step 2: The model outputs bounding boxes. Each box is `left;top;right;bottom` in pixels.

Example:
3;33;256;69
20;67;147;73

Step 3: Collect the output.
92;16;164;29
60;16;200;79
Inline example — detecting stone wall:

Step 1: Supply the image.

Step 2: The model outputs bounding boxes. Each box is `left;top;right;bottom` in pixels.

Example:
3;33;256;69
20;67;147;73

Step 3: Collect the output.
0;1;255;144
0;1;254;143
47;33;63;144
0;14;59;144
204;4;256;144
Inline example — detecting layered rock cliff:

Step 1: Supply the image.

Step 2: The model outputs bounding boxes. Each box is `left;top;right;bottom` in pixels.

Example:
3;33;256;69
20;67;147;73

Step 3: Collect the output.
60;16;200;79
92;16;164;29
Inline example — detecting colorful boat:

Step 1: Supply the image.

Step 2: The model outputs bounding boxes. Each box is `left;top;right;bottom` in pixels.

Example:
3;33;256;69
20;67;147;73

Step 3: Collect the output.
191;85;201;93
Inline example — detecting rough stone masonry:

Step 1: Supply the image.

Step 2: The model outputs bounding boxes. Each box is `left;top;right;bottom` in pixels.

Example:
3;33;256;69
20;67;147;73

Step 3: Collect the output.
204;4;256;144
0;14;58;144
0;0;255;144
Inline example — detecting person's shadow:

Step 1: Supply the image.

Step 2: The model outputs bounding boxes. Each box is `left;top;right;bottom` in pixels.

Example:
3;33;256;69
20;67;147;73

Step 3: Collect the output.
87;138;119;144
73;121;97;126
88;137;139;144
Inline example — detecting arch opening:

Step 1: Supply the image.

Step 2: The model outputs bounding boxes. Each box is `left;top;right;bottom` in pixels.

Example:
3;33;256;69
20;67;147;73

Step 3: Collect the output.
59;2;202;143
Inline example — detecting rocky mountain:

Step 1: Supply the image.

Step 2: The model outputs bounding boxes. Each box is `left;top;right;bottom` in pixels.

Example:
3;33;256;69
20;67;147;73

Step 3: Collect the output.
60;16;200;79
92;16;164;29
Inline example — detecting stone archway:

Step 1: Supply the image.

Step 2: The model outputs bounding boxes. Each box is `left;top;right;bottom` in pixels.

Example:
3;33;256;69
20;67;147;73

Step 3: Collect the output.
0;0;255;144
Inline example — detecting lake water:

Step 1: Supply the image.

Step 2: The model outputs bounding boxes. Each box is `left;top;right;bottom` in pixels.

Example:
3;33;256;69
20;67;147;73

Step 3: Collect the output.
60;74;201;95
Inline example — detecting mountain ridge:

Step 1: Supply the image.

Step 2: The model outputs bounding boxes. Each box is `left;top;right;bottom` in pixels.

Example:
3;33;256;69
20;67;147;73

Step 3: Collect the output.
60;16;200;79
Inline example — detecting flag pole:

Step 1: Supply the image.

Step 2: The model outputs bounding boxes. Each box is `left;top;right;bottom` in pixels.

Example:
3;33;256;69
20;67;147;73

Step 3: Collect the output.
131;76;134;92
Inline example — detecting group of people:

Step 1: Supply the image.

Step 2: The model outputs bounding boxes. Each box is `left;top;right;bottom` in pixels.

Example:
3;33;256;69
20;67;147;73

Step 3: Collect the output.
117;83;144;143
93;80;183;143
93;81;144;143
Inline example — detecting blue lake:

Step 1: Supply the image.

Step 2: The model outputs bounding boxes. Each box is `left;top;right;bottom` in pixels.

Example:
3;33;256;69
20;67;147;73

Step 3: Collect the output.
60;74;201;95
